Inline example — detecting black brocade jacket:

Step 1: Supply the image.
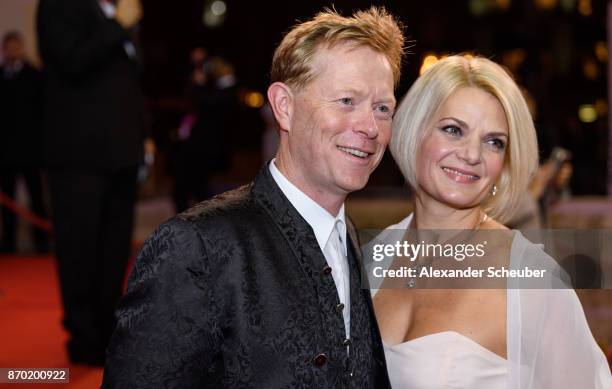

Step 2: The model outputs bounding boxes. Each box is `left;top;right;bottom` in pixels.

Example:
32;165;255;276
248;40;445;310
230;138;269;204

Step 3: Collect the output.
102;166;391;388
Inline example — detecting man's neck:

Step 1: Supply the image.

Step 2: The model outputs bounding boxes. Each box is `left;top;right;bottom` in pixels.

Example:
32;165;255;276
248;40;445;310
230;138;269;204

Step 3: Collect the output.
273;157;345;217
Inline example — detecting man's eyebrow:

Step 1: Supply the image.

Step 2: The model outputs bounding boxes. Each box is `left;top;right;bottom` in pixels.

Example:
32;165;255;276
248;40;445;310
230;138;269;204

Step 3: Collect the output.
336;87;360;95
378;97;396;105
332;88;396;105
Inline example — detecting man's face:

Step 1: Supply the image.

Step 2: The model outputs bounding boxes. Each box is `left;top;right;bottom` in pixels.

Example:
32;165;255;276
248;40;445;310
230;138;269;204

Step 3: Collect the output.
285;43;395;200
3;38;23;63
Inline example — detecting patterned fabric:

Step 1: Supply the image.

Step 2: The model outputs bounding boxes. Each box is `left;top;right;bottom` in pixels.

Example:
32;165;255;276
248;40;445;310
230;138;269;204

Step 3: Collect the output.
102;166;391;388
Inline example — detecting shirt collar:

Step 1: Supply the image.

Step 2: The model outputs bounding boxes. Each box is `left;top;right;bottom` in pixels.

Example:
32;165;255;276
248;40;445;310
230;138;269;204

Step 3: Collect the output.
269;159;346;251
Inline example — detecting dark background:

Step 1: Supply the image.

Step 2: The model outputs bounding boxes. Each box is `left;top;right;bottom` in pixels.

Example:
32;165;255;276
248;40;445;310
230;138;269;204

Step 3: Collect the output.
139;0;609;195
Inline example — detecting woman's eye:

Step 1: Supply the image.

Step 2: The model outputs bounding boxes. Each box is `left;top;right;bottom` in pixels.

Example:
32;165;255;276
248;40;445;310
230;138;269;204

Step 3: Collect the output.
339;97;353;105
486;138;506;150
442;125;462;136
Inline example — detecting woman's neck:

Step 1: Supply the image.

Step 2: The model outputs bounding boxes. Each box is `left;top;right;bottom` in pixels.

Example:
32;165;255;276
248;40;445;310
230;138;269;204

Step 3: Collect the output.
413;195;484;230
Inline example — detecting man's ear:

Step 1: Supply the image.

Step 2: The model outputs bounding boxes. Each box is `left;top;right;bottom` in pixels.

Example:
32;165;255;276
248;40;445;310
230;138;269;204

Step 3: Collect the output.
267;82;293;132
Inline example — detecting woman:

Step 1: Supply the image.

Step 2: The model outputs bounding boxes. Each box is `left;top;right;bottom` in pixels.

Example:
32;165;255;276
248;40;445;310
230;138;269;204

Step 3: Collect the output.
373;55;611;388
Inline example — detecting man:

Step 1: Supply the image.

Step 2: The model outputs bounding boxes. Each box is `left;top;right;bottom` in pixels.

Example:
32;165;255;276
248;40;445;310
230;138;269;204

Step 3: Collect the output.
37;0;146;365
174;56;239;212
104;7;404;388
0;31;47;253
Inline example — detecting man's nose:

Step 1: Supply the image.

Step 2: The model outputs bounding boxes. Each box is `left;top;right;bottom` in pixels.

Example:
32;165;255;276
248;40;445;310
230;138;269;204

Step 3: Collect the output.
354;106;378;139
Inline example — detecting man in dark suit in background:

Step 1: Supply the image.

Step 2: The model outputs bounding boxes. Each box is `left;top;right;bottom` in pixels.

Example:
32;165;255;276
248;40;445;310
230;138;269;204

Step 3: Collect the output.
104;7;404;388
173;56;239;213
37;0;147;365
0;31;48;253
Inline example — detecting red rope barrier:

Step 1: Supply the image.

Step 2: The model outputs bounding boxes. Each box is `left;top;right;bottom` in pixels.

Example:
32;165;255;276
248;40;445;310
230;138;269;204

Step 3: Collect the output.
0;191;145;250
0;191;53;232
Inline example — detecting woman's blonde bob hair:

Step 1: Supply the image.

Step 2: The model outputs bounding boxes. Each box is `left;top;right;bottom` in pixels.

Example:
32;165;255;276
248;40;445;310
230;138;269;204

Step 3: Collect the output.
390;55;538;223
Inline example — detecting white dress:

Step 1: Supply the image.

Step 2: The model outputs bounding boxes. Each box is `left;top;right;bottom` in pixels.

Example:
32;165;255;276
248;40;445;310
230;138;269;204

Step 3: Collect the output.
384;331;507;388
372;214;612;389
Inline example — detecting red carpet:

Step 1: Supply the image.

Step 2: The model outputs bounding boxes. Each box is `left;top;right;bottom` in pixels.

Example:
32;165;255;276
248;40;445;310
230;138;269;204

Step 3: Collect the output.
0;255;103;388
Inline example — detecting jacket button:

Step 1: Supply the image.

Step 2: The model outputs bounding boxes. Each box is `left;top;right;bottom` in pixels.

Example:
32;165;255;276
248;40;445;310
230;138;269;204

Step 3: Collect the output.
322;266;332;275
336;303;345;312
314;353;327;367
343;339;351;347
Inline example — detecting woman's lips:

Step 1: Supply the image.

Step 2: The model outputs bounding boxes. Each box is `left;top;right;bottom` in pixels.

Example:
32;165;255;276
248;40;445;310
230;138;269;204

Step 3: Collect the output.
441;166;480;183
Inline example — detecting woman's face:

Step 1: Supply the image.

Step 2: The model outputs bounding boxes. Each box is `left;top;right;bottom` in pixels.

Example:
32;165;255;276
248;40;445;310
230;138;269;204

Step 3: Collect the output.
415;87;509;210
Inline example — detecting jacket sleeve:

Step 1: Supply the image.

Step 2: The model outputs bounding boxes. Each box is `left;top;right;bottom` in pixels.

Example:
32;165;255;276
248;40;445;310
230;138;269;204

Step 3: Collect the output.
37;0;130;81
102;218;224;388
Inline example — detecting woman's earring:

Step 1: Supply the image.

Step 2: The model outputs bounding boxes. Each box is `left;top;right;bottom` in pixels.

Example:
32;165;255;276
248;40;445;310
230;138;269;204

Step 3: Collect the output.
491;185;498;196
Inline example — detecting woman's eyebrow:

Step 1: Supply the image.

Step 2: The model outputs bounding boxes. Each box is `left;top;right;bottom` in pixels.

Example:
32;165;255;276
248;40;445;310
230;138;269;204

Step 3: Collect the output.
485;131;508;138
438;117;468;128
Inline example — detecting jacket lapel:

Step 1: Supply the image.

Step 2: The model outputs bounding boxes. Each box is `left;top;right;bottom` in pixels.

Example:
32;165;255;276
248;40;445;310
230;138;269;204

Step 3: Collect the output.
251;165;337;300
346;224;390;385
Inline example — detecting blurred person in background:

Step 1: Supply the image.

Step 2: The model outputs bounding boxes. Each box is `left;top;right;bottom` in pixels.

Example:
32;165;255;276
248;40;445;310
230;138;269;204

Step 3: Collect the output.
190;46;207;68
506;87;573;229
0;31;48;253
183;46;210;103
173;55;238;212
37;0;149;365
171;46;209;213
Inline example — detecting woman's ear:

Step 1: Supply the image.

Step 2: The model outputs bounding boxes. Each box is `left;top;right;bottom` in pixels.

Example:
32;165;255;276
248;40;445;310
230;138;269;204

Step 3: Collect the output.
267;82;293;132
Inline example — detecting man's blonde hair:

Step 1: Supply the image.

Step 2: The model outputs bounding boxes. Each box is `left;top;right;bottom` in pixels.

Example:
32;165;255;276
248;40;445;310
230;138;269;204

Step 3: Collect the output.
271;7;405;90
390;55;539;223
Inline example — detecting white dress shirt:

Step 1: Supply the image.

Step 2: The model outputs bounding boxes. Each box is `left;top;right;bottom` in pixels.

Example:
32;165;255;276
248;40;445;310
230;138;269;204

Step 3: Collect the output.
269;159;351;338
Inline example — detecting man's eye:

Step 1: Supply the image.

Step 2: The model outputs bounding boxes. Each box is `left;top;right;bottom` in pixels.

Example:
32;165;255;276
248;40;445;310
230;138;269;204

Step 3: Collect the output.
442;125;462;136
339;97;353;105
376;104;390;113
